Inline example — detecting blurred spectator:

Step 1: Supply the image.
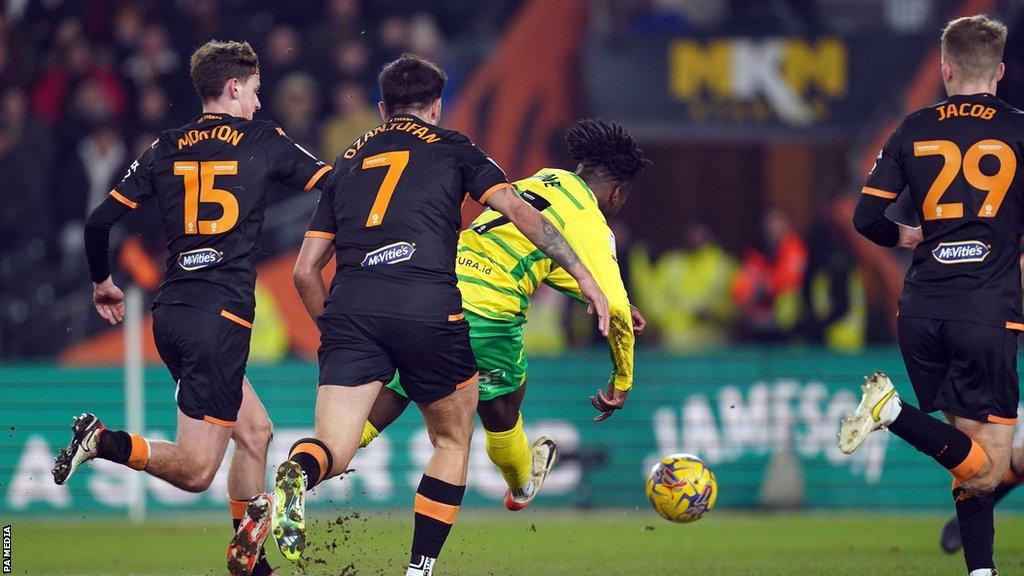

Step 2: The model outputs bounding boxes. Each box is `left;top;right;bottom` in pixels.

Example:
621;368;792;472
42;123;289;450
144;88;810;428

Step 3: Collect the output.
122;24;180;88
309;0;367;68
0;119;50;251
51;122;127;264
322;80;380;157
630;223;738;351
798;206;866;351
259;25;307;104
131;84;171;142
2;87;54;196
374;15;411;70
272;72;321;158
31;37;127;126
731;208;808;341
331;38;372;86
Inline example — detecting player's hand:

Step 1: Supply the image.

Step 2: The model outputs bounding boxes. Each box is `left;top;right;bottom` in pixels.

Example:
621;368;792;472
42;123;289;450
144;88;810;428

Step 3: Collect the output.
630;305;647;335
579;276;610;337
591;381;628;422
93;277;126;325
897;224;923;250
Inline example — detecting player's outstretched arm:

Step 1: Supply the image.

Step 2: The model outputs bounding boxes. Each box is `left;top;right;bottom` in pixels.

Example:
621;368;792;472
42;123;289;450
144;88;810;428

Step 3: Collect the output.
84;195;133;325
293;236;335;322
485;185;609;335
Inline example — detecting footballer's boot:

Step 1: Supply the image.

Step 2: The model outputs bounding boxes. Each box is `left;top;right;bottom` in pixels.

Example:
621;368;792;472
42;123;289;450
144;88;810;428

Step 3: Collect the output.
939;516;962;554
52;413;104;485
228;493;275;576
272;461;307;562
838;371;900;455
505;436;558;511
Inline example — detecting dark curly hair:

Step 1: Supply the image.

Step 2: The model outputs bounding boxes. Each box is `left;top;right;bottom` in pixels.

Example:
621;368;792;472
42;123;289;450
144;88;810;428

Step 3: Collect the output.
565;118;652;183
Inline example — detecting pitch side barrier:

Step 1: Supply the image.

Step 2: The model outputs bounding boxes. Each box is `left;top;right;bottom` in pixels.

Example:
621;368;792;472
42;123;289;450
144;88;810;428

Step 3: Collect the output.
3;348;1022;517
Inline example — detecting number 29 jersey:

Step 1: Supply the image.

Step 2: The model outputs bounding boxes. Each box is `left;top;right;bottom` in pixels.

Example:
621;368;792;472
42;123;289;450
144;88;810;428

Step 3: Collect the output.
306;114;508;322
863;94;1024;328
111;113;331;323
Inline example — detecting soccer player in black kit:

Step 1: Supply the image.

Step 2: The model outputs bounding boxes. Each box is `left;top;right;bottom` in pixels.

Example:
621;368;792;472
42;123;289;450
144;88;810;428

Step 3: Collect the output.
258;54;609;576
840;15;1022;576
50;41;331;576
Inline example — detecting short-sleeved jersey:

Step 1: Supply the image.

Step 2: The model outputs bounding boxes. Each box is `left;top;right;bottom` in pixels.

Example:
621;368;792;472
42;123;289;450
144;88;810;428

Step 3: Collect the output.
113;113;331;323
458;168;635;390
862;94;1024;328
307;114;508;322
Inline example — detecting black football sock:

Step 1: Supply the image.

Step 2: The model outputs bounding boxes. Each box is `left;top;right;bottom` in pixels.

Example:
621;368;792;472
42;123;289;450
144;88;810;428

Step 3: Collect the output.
96;429;150;470
954;487;996;573
409;475;466;573
96;429;132;462
289;438;334;490
887;402;987;478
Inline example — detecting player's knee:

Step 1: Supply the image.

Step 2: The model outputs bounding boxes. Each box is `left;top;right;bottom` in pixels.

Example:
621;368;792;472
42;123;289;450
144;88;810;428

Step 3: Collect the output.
235;416;274;455
432;426;473;453
180;463;219;492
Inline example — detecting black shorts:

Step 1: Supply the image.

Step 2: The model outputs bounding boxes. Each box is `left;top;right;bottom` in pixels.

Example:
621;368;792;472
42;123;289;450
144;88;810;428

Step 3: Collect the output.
898;315;1019;424
317;314;477;404
152;303;251;427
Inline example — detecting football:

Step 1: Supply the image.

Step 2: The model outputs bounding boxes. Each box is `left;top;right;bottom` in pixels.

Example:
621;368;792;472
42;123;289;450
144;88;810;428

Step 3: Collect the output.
645;453;718;523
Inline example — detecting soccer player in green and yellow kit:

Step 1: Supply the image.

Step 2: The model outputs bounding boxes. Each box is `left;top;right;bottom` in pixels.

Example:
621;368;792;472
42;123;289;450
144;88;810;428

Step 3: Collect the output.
360;118;651;510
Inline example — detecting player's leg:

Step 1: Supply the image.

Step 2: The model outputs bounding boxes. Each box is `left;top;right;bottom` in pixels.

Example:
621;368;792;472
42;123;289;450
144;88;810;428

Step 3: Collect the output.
472;319;556;510
840;318;995;484
226;377;275;576
271;313;394;562
942;445;1024;553
272;382;385;561
950;416;1013;576
384;315;478;576
409;379;477;576
361;376;413;448
53;305;242;491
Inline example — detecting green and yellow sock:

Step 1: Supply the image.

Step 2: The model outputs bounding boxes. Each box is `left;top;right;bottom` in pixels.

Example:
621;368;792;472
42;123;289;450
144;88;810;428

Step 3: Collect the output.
484;413;532;493
360;421;380;449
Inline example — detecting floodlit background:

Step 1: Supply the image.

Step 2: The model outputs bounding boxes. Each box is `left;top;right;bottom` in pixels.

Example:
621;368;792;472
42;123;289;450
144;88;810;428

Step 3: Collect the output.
4;0;1024;574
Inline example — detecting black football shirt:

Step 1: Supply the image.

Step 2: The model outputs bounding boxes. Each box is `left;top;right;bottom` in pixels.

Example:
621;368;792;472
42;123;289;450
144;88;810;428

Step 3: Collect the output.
307;114;508;322
112;113;331;323
860;94;1024;328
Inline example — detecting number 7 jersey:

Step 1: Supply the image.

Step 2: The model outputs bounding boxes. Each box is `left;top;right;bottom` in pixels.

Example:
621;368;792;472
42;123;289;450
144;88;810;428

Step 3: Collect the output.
862;93;1024;328
111;113;331;324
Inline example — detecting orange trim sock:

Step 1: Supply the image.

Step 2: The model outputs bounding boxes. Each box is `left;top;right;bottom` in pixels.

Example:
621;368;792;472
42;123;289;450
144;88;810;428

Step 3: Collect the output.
886;401;986;477
96;429;150;470
409;475;465;574
289;438;334;490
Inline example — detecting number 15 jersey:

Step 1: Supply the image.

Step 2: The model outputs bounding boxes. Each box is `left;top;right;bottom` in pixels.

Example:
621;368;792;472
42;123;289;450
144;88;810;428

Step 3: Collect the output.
862;94;1024;328
112;113;331;323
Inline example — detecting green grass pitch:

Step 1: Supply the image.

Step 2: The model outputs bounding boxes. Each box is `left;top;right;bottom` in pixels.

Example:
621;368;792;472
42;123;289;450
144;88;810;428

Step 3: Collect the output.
10;511;1024;575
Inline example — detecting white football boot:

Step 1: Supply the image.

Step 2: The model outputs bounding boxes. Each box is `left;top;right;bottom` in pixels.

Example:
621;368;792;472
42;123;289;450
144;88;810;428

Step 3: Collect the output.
504;436;558;511
838;371;901;455
52;413;104;485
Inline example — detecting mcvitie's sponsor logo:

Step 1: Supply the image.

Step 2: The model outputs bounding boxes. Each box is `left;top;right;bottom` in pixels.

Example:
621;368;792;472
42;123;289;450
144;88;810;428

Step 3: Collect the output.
177;248;223;271
932;241;989;264
362;242;415;267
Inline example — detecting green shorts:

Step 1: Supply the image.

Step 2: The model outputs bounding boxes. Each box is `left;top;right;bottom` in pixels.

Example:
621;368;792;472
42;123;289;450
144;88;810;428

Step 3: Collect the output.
386;310;526;402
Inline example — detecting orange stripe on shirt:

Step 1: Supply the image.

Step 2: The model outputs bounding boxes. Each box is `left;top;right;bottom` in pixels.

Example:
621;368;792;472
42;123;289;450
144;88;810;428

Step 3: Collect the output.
414;493;460;524
477;183;508;205
861;186;898;200
305;230;336;240
304;165;332;191
110;189;139;209
1006;322;1024;332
